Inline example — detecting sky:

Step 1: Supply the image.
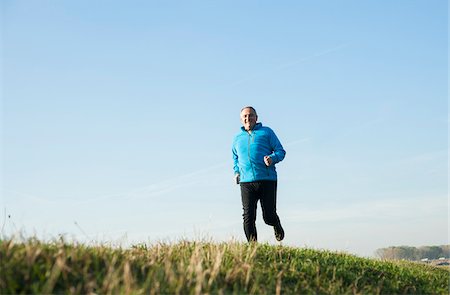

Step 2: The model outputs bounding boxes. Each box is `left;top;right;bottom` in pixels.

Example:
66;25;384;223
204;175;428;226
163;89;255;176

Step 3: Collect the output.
1;0;448;257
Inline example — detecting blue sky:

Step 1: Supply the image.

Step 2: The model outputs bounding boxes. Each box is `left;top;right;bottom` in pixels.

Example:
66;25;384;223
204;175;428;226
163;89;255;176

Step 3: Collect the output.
1;1;447;257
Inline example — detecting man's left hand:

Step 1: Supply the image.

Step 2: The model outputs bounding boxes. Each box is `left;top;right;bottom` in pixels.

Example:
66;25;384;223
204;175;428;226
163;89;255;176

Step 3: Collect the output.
264;156;272;166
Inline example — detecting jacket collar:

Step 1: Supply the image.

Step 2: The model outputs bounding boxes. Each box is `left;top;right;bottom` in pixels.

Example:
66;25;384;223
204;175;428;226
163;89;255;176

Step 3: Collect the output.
241;122;262;132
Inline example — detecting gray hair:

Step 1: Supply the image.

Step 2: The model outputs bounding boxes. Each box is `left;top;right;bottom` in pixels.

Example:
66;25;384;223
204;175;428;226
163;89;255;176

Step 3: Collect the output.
240;106;257;116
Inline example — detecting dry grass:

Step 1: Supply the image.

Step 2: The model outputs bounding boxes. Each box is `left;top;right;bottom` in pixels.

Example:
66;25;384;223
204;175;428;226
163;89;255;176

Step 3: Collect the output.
1;237;449;294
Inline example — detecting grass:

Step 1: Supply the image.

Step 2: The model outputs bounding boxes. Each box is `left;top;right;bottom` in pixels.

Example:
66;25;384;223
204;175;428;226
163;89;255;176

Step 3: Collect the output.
1;237;449;294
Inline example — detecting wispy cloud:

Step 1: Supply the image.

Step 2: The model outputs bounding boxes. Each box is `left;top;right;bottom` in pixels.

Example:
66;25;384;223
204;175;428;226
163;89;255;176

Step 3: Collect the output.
122;162;228;200
1;189;57;205
1;136;313;208
284;195;447;223
284;137;311;148
229;43;350;87
1;162;230;206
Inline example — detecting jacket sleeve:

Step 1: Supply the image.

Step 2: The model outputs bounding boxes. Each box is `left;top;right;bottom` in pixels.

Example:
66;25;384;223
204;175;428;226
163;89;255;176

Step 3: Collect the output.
232;142;240;175
268;129;286;164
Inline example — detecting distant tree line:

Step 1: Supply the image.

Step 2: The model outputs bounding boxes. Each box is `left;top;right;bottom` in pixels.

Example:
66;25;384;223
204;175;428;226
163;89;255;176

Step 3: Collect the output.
375;245;450;260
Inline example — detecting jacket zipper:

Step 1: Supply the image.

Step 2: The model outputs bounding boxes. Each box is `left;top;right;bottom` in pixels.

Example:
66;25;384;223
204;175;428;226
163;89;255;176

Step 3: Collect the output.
248;133;256;180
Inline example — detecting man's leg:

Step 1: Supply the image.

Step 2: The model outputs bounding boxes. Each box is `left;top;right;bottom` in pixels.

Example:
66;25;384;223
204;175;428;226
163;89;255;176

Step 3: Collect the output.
260;181;284;241
240;182;258;242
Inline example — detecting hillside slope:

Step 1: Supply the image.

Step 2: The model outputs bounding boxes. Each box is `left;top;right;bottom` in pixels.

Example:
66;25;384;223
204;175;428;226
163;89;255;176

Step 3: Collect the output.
1;238;449;294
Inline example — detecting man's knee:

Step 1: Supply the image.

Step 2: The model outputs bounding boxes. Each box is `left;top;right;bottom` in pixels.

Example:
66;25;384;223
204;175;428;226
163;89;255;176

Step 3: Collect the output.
262;212;278;225
243;210;257;223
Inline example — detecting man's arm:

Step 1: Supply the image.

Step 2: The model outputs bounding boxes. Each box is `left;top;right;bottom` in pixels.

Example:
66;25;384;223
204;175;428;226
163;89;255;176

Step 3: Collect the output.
267;129;286;165
232;145;240;174
232;144;240;184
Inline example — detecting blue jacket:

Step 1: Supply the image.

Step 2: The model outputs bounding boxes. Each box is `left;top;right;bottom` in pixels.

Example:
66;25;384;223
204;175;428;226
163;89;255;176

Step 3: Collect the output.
232;123;286;182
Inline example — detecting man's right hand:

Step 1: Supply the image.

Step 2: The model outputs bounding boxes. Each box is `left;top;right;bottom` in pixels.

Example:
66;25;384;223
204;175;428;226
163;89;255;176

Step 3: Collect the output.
234;174;240;185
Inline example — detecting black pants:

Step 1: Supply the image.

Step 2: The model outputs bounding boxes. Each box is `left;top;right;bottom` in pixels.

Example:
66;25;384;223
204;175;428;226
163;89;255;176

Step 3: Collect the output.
240;180;280;242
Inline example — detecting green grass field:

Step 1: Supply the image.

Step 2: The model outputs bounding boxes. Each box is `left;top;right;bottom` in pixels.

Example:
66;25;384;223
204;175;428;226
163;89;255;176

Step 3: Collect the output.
1;237;449;294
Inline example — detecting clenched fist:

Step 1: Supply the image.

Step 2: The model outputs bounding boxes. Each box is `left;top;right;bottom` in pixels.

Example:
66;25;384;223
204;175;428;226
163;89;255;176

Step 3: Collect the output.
264;156;272;166
234;174;240;184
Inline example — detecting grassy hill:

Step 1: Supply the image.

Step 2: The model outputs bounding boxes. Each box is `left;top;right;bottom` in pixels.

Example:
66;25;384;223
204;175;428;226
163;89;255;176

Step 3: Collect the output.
1;238;449;294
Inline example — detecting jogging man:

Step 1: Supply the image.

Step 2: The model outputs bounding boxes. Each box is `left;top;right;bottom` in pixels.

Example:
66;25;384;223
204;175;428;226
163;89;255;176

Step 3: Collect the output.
232;106;286;242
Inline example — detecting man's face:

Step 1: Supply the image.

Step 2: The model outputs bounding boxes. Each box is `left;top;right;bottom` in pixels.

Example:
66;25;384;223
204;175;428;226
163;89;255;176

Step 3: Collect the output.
240;108;258;131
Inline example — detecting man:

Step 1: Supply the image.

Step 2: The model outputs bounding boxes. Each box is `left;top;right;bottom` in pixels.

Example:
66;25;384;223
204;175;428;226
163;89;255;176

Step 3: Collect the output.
232;106;286;242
